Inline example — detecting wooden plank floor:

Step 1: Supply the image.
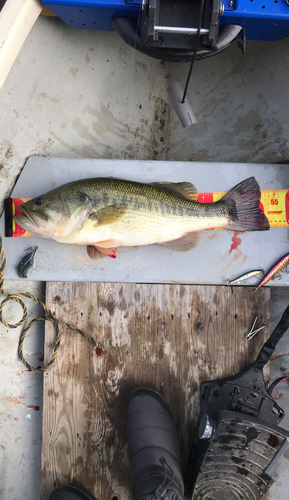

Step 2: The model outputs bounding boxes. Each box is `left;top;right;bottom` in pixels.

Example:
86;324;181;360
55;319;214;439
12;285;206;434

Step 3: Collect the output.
41;283;270;500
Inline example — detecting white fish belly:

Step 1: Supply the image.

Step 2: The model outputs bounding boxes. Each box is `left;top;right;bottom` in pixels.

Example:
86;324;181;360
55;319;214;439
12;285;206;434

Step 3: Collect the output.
57;210;228;247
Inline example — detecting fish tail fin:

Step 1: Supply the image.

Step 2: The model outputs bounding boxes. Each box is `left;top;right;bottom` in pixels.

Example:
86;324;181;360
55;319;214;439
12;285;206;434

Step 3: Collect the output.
222;177;270;232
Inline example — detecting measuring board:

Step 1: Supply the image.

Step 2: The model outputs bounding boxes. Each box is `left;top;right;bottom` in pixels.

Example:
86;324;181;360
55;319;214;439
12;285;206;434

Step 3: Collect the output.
1;156;289;285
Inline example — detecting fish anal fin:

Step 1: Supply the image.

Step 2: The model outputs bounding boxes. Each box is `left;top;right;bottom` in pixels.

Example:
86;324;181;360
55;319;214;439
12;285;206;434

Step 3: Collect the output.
152;181;198;201
89;203;126;226
160;232;201;252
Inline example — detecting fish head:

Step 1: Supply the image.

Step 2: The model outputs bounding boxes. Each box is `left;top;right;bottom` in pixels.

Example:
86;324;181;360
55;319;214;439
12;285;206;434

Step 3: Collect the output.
14;187;93;239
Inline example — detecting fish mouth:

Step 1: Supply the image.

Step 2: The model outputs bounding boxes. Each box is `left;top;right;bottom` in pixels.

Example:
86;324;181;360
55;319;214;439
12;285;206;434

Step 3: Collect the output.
15;205;48;232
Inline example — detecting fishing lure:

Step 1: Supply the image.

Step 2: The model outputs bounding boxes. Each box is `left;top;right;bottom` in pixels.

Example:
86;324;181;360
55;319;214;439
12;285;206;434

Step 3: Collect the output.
15;246;38;279
227;270;263;285
256;253;289;289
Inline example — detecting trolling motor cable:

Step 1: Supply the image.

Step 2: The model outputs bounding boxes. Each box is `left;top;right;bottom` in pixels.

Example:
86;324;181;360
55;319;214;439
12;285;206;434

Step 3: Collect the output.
0;235;104;372
167;0;206;127
181;0;206;104
253;303;289;371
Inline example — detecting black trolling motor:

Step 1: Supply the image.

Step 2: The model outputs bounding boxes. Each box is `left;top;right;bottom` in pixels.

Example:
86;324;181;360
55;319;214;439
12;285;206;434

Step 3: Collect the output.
185;305;289;500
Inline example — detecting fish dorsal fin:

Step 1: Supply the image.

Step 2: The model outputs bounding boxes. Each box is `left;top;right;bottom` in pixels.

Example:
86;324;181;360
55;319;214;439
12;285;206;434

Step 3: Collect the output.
89;203;126;226
160;231;201;252
152;181;198;201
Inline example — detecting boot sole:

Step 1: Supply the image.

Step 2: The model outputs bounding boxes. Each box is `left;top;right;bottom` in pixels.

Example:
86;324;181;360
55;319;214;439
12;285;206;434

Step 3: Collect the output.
48;482;97;500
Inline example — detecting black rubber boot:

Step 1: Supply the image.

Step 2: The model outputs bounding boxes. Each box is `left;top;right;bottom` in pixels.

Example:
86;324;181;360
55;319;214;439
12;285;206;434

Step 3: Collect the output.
48;483;97;500
126;387;185;500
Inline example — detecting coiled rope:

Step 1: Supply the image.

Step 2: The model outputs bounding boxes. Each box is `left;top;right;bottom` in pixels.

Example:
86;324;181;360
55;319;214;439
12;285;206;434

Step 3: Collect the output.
0;235;104;372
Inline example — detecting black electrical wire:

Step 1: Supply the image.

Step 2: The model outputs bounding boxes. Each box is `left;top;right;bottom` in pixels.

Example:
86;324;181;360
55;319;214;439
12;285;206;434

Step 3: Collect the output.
253;303;289;370
182;0;206;103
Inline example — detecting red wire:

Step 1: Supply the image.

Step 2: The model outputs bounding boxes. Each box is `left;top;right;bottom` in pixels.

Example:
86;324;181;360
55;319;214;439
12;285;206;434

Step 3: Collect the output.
270;376;289;395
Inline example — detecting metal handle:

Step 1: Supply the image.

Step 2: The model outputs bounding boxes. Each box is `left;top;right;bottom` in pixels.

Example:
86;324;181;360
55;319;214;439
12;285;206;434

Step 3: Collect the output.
154;25;209;35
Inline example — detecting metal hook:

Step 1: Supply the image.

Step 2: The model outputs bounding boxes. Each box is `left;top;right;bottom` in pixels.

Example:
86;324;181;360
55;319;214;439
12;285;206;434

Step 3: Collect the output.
245;316;265;340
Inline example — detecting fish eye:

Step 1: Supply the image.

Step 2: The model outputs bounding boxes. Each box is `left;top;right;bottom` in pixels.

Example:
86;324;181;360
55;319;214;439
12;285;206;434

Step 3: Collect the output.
79;193;87;202
34;198;43;205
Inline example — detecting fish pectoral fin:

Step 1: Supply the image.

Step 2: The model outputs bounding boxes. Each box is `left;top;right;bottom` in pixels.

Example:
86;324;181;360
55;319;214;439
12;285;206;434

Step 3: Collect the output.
160;232;201;252
151;181;198;201
87;214;99;223
89;203;126;226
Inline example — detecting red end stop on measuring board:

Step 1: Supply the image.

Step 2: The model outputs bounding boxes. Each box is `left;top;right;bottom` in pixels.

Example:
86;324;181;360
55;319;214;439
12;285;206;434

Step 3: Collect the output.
4;198;34;238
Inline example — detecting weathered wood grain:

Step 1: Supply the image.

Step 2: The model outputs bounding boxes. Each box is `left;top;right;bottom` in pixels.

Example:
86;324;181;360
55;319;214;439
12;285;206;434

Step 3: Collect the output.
41;283;270;500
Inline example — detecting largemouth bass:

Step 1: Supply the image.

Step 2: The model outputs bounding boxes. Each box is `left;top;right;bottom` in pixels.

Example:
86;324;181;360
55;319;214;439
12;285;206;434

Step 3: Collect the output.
14;177;269;259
